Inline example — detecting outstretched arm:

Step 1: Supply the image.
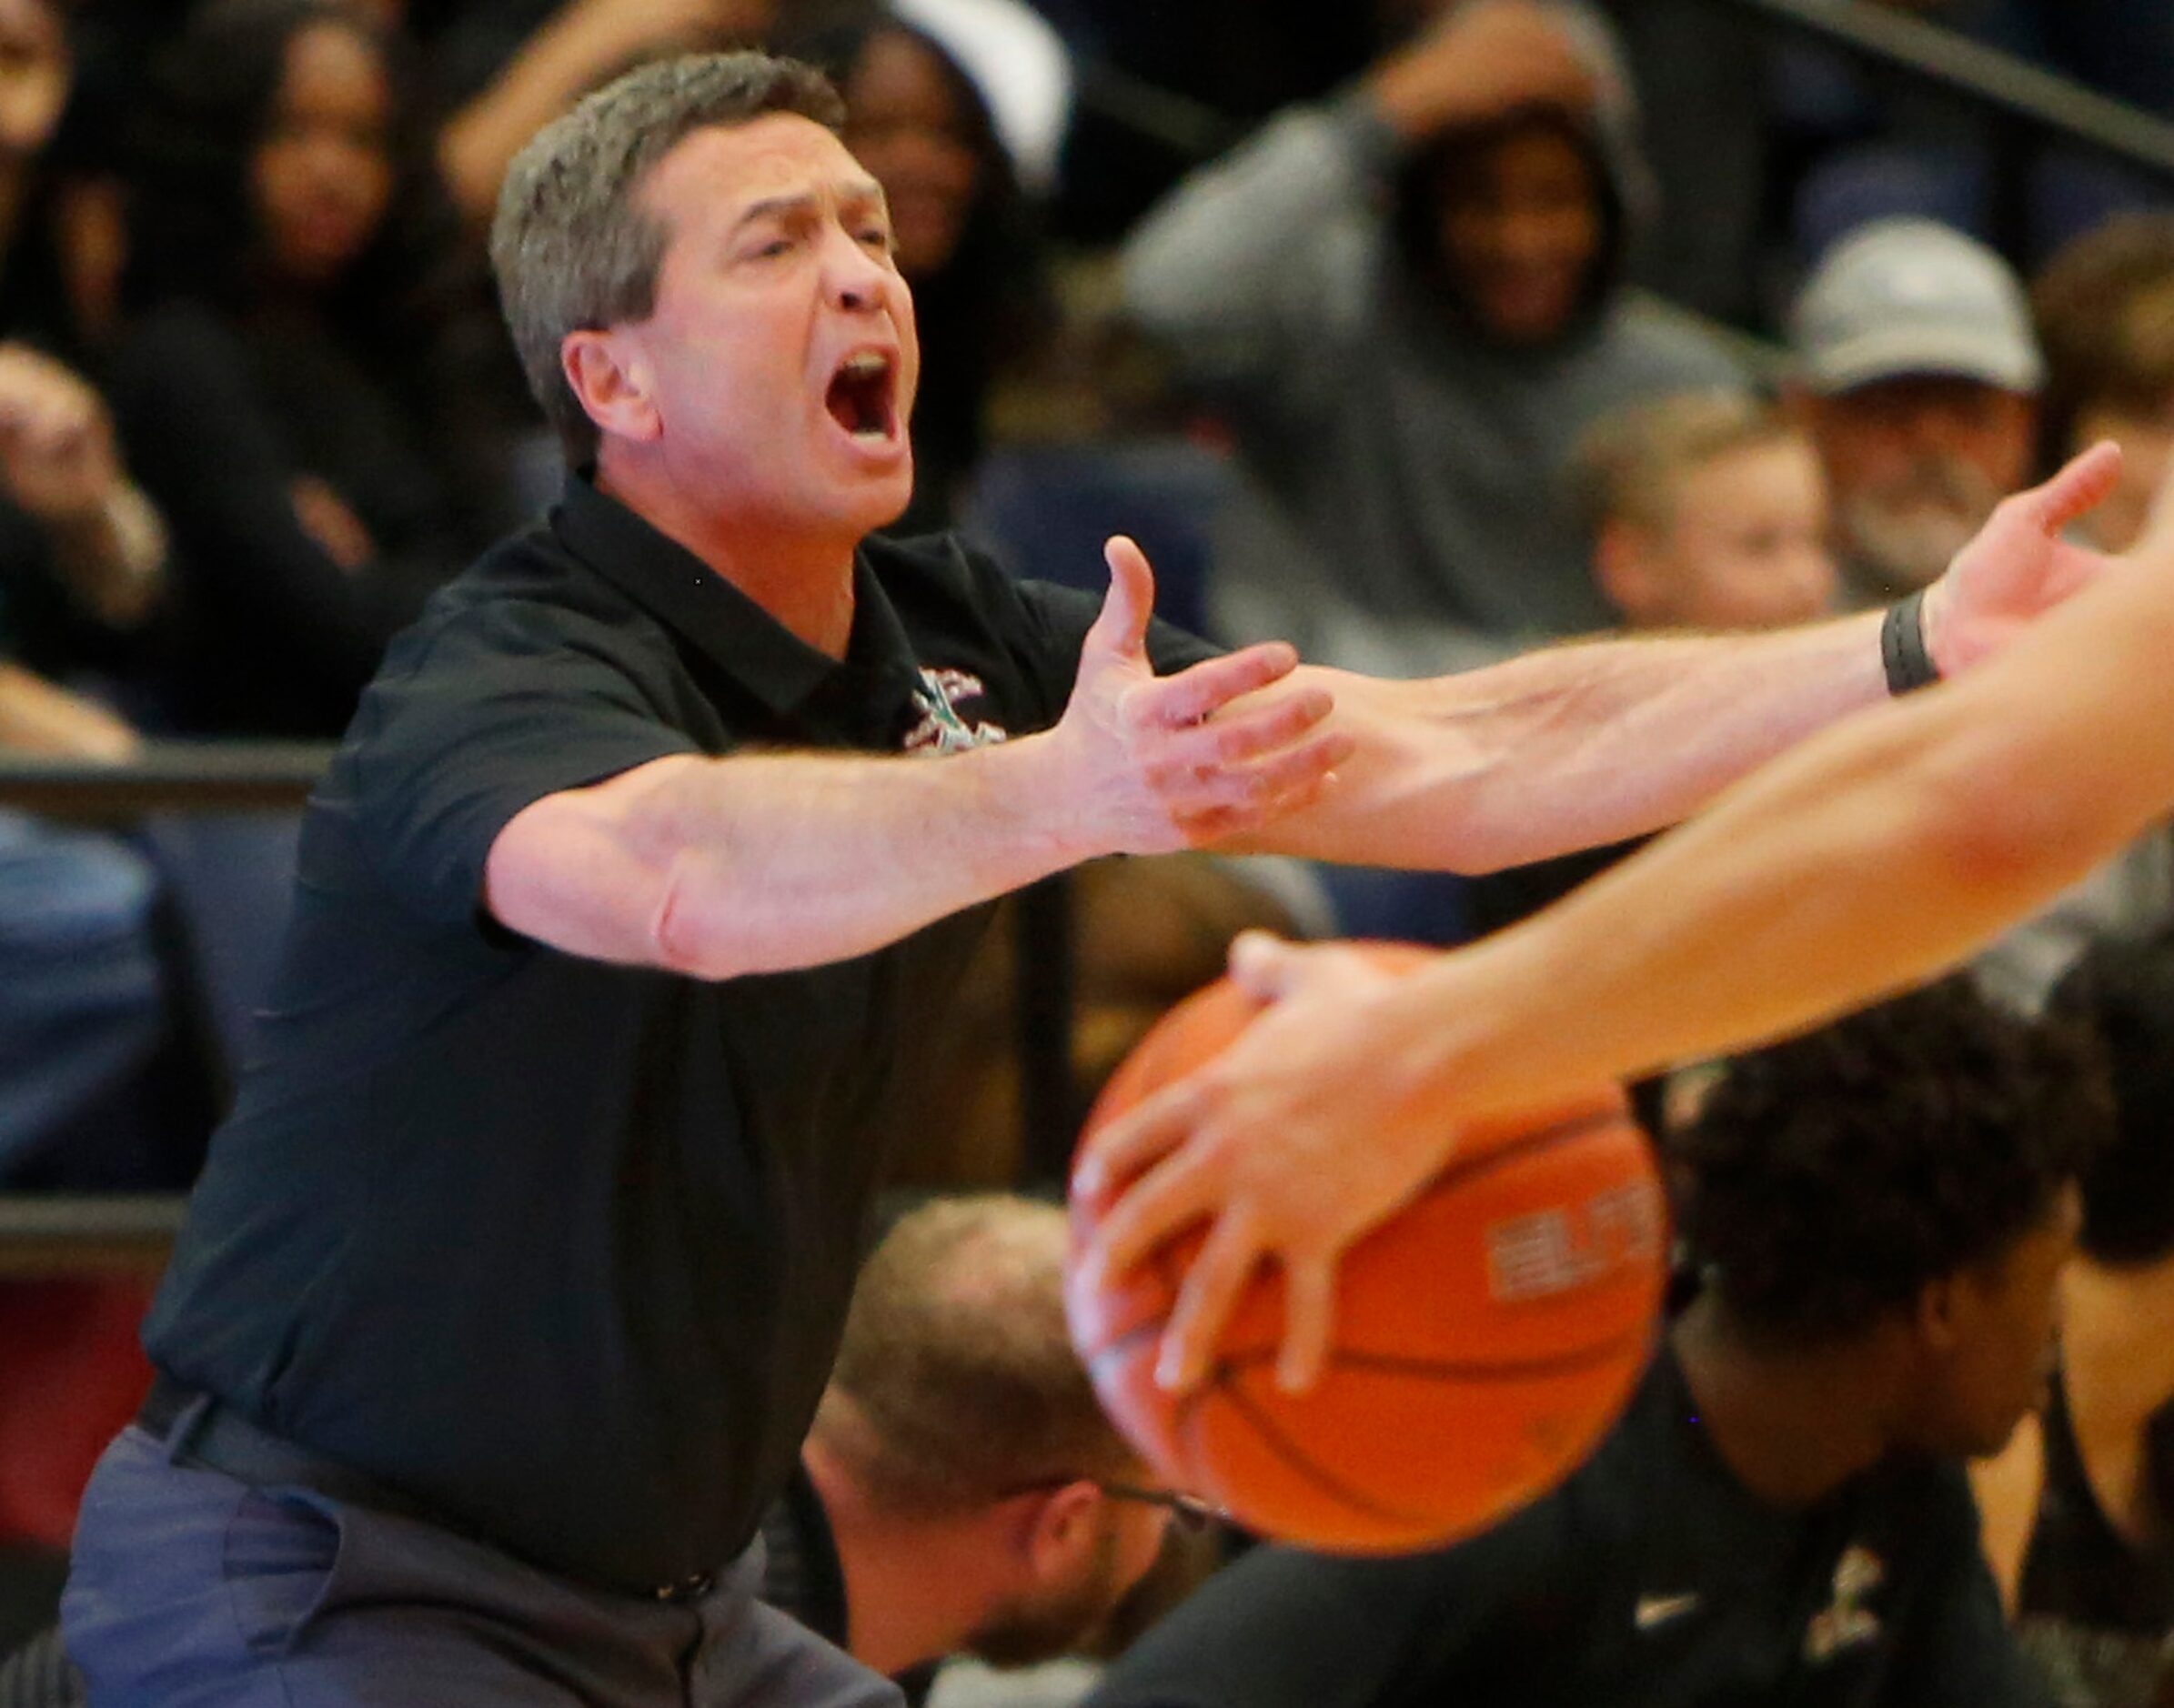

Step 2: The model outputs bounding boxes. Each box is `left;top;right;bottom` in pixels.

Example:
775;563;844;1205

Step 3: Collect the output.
1075;446;2174;1392
484;549;1347;979
1243;444;2121;872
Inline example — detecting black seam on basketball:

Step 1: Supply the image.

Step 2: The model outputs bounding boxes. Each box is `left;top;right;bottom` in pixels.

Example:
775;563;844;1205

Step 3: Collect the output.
1421;1106;1636;1199
1204;1376;1433;1527
1209;1325;1652;1385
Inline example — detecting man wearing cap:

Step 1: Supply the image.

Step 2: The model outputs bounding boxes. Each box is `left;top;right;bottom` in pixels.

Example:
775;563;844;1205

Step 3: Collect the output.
1789;217;2045;608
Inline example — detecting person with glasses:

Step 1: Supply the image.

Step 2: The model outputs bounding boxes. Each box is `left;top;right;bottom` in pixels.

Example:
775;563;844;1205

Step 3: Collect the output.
769;1196;1207;1703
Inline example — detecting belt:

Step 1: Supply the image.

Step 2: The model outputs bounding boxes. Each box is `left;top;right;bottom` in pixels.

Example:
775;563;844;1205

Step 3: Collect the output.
136;1375;720;1603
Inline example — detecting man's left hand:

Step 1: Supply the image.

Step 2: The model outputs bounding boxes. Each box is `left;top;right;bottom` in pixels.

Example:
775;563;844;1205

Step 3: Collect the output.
1923;441;2121;677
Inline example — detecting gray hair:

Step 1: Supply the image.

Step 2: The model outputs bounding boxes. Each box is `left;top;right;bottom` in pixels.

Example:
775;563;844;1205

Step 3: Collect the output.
489;52;846;466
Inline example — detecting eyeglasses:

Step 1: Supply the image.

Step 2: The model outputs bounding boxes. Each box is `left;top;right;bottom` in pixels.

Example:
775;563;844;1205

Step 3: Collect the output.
994;1476;1225;1532
1096;1480;1224;1532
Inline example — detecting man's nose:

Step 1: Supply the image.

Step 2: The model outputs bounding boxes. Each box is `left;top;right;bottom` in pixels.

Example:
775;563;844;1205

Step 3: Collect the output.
824;228;893;312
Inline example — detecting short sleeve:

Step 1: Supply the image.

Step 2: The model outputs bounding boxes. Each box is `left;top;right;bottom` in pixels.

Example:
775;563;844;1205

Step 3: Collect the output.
347;598;700;927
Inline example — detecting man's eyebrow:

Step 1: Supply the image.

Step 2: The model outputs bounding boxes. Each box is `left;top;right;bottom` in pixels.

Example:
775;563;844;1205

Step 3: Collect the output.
728;180;891;234
730;191;819;234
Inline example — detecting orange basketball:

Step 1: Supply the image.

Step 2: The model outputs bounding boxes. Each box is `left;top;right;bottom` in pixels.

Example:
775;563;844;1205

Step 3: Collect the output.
1064;943;1667;1554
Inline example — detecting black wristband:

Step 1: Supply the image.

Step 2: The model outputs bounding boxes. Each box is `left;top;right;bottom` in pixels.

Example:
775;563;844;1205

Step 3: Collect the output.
1880;590;1939;696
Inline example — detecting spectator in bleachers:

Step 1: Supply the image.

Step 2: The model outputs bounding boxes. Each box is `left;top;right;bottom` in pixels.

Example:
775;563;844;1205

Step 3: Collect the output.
0;340;186;1191
1578;389;1837;635
109;0;529;737
1973;929;2174;1708
1788;217;2041;608
786;1194;1192;1701
0;0;130;364
2033;215;2174;555
1122;0;1745;678
781;6;1054;535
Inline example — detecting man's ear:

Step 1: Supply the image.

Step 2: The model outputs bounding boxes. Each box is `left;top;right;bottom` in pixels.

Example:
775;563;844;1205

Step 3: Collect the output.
1915;1271;1965;1357
1017;1481;1103;1587
561;327;661;446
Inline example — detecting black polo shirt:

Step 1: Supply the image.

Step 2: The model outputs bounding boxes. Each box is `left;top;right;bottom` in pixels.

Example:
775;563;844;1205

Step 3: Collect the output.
141;474;1217;1594
1082;1343;2049;1708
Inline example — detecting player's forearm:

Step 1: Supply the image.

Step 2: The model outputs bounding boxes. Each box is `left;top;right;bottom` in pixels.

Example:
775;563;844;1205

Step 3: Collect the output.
1257;614;1887;871
614;738;1100;979
1387;577;2174;1119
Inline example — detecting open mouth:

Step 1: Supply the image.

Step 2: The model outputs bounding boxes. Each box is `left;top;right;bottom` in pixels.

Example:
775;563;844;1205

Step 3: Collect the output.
825;351;898;441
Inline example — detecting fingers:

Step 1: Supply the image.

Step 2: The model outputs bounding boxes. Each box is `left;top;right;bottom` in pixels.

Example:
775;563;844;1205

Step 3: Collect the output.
1227;929;1303;1000
1082;536;1157;661
1143;642;1302;729
1155;1204;1263;1392
1073;1078;1203;1209
1276;1257;1337;1393
2027;440;2123;534
1158;729;1355;839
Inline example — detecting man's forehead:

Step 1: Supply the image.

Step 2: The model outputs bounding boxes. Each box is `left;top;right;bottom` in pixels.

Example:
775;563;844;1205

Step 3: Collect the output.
644;115;881;220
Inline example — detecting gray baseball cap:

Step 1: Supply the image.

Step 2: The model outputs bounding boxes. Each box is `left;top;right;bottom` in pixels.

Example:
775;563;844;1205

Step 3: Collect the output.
1790;217;2044;397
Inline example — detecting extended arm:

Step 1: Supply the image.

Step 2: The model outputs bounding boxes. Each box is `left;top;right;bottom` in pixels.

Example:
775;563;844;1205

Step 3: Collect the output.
484;552;1347;978
1076;448;2172;1391
1239;443;2119;872
1248;613;1878;872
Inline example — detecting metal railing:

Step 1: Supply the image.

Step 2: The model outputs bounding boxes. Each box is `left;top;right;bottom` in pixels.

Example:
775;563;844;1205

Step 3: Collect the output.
1707;0;2174;185
0;741;331;823
1069;0;2174;263
0;744;330;1274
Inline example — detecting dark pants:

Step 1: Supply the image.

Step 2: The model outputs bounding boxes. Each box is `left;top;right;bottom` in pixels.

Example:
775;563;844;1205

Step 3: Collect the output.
61;1425;902;1707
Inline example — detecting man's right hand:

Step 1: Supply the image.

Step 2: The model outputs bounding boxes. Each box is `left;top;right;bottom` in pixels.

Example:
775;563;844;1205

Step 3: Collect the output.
1041;537;1354;855
1370;0;1597;142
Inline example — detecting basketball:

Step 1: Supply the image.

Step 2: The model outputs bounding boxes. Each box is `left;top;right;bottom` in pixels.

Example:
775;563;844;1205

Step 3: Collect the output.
1065;943;1667;1554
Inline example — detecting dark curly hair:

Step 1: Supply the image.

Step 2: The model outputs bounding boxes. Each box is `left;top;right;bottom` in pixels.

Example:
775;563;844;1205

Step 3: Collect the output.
1673;979;2109;1347
2046;924;2174;1265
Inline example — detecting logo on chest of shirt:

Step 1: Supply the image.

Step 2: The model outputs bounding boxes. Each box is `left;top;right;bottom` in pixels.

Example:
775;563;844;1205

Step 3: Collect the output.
903;667;1010;756
1804;1543;1885;1663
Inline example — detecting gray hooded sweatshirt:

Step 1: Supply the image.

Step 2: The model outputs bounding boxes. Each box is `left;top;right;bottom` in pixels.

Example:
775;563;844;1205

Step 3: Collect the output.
1122;7;1745;675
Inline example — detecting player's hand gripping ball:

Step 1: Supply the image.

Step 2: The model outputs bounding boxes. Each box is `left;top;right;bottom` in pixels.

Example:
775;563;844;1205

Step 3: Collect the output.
1065;943;1667;1552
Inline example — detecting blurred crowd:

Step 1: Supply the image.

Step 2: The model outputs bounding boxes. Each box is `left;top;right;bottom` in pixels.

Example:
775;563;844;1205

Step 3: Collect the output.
2;0;2174;1700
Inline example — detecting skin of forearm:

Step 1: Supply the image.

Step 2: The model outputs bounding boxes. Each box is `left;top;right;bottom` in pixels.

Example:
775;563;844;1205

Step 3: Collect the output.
1384;579;2174;1121
603;736;1104;980
1251;613;1885;871
0;662;137;759
439;0;669;223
